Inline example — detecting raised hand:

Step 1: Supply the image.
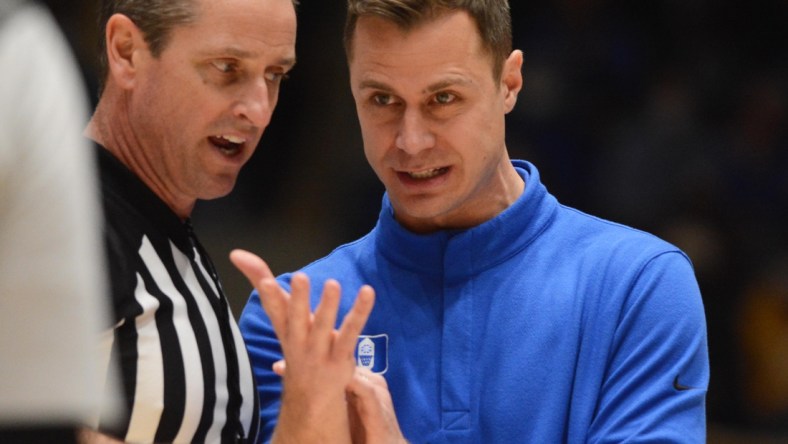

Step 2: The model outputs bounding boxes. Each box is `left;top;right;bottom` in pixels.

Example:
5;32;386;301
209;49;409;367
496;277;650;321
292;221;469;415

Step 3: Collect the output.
230;249;376;444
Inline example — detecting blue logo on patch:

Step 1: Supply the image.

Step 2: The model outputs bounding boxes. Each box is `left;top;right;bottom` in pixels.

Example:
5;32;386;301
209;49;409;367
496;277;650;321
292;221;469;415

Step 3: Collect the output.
355;334;388;374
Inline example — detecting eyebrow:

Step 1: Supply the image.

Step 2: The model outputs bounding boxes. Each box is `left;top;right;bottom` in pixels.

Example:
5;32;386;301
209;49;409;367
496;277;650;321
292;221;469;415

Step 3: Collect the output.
358;79;393;92
357;76;473;94
199;47;297;68
278;56;297;69
425;77;473;93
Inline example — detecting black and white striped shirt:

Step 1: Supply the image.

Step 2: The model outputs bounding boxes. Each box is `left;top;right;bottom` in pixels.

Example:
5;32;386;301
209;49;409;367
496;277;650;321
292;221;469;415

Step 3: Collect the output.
96;146;259;443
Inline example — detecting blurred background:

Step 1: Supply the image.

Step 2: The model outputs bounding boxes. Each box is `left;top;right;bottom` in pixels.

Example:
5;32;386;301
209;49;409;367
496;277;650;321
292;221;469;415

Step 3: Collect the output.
47;0;786;441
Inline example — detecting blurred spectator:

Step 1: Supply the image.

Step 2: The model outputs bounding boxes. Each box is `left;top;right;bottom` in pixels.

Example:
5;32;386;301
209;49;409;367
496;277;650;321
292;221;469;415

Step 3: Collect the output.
0;0;117;442
738;257;788;431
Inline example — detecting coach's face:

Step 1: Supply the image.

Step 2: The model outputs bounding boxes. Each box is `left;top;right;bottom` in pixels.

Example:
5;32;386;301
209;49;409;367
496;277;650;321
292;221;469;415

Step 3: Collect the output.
348;10;523;233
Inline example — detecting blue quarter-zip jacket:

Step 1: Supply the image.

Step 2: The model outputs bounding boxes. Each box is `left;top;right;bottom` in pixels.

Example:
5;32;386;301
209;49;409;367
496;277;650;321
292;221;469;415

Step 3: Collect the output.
240;160;709;443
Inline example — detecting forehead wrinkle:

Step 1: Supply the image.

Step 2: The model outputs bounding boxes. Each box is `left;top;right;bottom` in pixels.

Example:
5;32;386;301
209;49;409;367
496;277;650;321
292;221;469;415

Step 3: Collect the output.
196;46;296;67
356;76;474;97
358;79;394;92
197;46;255;58
425;76;474;94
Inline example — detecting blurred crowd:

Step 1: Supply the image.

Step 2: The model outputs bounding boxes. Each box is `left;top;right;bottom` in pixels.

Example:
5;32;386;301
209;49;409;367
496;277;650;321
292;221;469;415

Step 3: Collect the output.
504;1;788;437
49;0;787;440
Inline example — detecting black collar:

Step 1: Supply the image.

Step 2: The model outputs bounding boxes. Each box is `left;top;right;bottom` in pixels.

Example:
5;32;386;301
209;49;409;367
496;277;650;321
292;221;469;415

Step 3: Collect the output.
95;143;194;254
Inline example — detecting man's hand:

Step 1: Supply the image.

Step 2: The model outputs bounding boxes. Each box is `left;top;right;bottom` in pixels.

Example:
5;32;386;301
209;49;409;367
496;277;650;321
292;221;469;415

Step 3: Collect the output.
347;368;407;444
78;428;124;443
267;364;408;444
230;249;375;444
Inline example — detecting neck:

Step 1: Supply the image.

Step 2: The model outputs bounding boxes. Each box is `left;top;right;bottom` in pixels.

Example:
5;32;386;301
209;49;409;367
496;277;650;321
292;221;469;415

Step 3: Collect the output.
395;155;525;234
86;91;195;220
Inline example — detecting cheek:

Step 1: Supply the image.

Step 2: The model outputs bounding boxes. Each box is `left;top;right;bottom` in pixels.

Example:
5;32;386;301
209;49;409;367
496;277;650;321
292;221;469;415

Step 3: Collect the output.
359;116;391;156
361;131;383;170
138;80;183;127
463;109;503;145
149;65;212;117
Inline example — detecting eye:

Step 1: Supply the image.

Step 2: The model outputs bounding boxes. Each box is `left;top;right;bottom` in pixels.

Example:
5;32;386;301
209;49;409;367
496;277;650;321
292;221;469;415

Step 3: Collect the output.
433;92;456;105
265;70;289;83
373;94;394;106
212;60;239;74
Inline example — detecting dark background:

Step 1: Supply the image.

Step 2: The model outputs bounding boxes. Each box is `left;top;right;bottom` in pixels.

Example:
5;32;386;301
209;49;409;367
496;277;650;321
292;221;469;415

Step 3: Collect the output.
46;0;787;441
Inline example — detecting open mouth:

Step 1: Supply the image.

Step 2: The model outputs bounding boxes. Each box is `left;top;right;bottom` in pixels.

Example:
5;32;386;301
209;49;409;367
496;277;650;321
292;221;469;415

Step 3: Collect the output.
405;167;449;180
208;134;246;156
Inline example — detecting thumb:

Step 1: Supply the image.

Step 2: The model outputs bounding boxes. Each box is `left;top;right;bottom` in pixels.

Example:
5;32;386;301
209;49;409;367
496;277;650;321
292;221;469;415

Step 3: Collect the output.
272;359;286;376
229;249;274;287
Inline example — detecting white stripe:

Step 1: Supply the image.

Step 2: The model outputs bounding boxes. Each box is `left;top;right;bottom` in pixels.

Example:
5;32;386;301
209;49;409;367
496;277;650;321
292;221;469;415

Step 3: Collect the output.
125;272;163;443
188;246;229;443
135;240;206;443
128;236;205;442
93;322;125;428
229;308;256;436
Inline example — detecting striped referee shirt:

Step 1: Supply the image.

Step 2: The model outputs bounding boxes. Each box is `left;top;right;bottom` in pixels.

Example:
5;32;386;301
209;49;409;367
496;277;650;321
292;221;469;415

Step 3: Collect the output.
96;145;260;443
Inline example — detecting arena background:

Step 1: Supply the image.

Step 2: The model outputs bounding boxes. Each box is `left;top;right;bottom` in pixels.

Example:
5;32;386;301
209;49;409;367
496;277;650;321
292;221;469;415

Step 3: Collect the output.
46;0;787;440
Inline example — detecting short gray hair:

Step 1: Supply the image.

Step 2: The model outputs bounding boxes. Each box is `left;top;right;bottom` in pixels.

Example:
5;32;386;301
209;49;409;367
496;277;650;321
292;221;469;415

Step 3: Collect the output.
97;0;300;94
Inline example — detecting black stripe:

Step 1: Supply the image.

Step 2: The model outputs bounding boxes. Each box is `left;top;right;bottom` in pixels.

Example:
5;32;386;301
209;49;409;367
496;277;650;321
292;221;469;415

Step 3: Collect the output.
138;265;185;444
193;257;244;441
170;245;218;443
98;146;255;442
247;368;261;442
186;230;245;441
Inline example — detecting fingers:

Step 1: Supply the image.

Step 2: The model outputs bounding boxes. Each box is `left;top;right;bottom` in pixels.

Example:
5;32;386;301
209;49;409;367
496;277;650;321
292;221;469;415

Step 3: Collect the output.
312;279;342;354
272;359;286;376
78;428;125;444
347;392;366;444
285;274;374;362
257;277;291;341
346;368;405;443
232;250;375;368
229;249;274;284
286;272;313;346
335;285;376;360
230;249;290;339
348;367;387;396
346;369;376;443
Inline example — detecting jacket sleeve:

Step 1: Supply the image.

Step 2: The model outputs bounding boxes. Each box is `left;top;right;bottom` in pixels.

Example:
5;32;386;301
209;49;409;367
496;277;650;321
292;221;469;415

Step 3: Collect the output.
587;251;709;443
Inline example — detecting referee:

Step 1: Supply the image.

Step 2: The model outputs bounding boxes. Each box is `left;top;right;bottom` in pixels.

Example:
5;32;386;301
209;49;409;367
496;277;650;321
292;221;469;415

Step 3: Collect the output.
82;0;297;442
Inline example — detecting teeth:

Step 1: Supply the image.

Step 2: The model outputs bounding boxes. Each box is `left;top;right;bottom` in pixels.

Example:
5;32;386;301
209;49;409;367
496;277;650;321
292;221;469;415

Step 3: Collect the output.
408;168;443;179
219;135;245;144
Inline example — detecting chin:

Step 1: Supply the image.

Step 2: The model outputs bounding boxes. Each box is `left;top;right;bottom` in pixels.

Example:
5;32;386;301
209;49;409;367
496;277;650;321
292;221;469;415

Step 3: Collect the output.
200;179;237;200
396;201;450;222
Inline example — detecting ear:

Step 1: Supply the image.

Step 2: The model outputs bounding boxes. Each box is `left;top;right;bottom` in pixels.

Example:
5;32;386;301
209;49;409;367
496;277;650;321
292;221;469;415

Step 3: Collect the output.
105;14;148;90
501;50;524;114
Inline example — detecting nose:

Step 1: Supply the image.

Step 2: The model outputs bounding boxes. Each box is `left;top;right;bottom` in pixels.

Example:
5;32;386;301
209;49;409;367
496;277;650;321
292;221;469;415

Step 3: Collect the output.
233;79;273;128
395;108;435;154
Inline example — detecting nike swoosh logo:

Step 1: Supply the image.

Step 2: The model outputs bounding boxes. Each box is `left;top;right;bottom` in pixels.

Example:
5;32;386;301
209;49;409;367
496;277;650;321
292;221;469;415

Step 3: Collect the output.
673;375;696;391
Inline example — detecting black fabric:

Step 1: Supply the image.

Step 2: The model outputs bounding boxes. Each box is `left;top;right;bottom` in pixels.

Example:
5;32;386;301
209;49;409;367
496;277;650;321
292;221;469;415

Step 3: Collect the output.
0;425;77;444
94;143;259;442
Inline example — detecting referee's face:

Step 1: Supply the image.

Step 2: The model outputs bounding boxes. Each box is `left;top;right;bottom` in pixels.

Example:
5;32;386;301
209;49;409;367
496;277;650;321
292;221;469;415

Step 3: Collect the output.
349;11;523;233
127;0;296;215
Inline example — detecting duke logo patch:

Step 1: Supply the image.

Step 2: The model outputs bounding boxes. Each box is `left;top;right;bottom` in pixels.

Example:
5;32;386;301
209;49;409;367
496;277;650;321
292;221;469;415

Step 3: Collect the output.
355;334;388;374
